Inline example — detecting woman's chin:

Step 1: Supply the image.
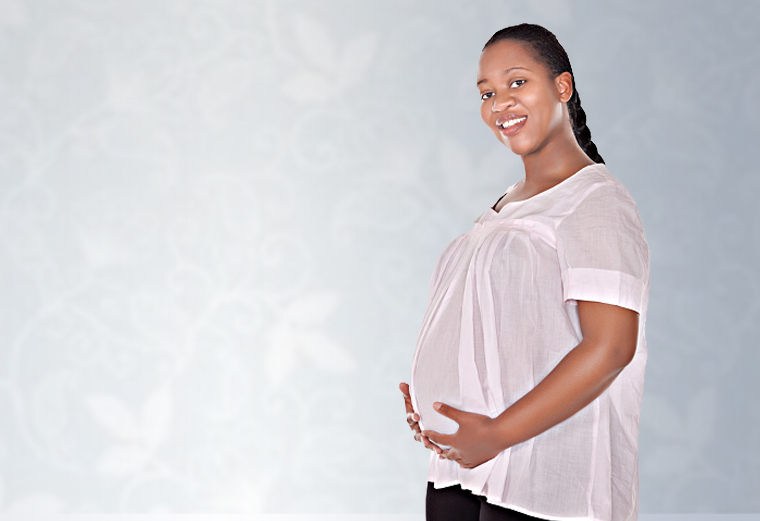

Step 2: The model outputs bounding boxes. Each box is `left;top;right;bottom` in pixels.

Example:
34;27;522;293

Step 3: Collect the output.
497;135;513;151
500;137;531;155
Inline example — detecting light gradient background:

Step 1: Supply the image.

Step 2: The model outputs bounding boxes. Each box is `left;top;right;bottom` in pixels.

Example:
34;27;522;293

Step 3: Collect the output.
1;0;758;515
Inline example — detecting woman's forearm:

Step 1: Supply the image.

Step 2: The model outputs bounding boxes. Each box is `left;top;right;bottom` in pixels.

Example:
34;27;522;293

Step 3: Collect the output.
492;338;627;450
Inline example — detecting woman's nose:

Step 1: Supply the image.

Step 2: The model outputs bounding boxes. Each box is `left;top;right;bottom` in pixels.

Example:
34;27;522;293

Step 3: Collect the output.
491;92;514;113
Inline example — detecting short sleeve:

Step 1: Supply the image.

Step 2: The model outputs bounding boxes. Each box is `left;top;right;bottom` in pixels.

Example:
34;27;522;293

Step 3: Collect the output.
555;181;649;314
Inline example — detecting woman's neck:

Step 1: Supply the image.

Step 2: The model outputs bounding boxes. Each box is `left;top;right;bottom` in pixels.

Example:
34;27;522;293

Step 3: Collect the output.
520;132;594;189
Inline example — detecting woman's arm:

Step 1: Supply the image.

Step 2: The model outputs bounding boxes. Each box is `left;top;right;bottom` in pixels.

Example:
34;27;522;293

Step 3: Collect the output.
423;300;639;469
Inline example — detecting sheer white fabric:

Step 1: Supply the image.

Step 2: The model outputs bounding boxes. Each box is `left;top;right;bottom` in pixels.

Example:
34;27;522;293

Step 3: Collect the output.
410;163;649;521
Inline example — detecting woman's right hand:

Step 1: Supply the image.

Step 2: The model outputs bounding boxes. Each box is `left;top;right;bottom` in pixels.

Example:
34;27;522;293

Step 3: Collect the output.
399;382;443;454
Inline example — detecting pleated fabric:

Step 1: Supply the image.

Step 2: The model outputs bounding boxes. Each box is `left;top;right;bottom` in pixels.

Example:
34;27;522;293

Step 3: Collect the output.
410;163;650;521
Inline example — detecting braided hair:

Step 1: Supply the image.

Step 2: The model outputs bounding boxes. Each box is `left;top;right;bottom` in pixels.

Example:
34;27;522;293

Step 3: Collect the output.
484;24;604;164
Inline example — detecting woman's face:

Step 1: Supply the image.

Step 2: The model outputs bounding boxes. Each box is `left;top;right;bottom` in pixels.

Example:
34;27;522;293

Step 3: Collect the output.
477;40;572;157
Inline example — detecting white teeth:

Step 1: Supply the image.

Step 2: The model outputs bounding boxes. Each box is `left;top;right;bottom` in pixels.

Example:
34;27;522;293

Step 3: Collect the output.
499;117;526;129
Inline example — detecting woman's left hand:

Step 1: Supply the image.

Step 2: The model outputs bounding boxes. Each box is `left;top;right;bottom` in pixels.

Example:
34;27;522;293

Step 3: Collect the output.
422;402;506;469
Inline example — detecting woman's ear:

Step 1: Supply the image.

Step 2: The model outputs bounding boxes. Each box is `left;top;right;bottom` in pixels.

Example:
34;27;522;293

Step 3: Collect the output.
555;72;573;103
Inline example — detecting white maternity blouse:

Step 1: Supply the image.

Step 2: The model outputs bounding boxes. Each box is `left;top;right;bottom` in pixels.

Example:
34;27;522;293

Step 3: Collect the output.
410;163;650;521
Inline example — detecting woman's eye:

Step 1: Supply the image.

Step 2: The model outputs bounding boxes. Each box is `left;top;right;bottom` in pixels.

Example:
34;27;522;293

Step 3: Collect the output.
510;79;526;88
480;92;493;102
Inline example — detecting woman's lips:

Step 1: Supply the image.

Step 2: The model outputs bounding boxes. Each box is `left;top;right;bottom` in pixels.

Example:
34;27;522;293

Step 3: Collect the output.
499;116;527;137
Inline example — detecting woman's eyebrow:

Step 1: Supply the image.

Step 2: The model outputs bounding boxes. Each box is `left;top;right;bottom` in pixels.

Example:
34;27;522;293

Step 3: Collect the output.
477;66;532;86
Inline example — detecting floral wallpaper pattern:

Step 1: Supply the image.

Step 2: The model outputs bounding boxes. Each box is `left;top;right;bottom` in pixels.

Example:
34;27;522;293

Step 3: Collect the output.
0;0;758;515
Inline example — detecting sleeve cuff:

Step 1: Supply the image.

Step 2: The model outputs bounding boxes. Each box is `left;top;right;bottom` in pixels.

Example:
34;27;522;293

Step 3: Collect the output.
561;267;646;314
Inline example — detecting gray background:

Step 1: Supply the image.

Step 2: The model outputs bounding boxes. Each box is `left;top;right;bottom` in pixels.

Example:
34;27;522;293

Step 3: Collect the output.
0;0;758;515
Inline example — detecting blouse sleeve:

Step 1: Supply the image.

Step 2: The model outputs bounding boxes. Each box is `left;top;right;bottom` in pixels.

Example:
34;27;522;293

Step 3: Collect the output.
555;181;649;314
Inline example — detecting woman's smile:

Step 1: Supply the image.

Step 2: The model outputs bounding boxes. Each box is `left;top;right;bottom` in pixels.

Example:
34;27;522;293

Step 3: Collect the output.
477;40;570;157
496;115;528;136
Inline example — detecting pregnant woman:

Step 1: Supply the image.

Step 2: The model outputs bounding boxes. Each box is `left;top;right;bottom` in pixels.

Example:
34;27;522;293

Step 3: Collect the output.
399;23;650;521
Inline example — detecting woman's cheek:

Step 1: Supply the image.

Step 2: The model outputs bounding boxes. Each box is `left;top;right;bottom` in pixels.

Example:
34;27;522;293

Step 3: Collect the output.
480;106;490;126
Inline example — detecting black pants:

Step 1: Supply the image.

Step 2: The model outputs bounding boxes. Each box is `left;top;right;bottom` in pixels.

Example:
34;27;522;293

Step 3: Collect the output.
426;482;549;521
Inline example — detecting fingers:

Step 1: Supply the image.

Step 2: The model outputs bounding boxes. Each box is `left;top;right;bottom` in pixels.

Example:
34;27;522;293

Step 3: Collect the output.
408;413;422;439
400;383;433;453
411;429;441;454
439;448;457;461
422;429;453;449
400;383;416;416
400;385;422;438
438;448;467;467
432;444;478;469
433;402;462;422
421;435;443;454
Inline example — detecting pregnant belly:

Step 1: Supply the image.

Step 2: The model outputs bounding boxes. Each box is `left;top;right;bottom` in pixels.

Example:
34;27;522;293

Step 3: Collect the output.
410;334;486;439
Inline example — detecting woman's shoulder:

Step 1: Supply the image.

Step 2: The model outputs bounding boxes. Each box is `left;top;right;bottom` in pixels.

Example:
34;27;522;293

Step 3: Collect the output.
578;163;619;189
573;163;639;208
547;164;645;234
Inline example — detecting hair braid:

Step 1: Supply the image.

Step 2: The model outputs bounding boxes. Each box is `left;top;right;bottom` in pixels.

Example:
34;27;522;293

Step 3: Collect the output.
567;83;604;163
484;23;604;164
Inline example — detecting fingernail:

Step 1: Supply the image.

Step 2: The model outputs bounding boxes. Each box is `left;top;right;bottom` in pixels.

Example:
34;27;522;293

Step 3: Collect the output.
433;403;441;410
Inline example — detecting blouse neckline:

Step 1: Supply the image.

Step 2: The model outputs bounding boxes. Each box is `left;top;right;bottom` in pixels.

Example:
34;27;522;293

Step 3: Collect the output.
490;163;601;214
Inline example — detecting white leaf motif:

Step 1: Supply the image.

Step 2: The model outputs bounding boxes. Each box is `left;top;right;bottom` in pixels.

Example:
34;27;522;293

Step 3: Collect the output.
339;33;378;85
267;326;300;385
98;444;152;475
85;395;141;440
7;495;65;515
142;386;173;448
298;331;354;373
294;14;337;73
285;293;338;326
282;71;334;104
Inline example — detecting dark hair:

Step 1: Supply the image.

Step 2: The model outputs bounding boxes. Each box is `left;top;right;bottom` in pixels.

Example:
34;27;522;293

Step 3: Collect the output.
484;23;604;164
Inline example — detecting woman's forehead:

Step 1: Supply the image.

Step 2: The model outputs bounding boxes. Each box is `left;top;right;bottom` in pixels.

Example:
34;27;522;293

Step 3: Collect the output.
477;41;543;82
480;41;536;69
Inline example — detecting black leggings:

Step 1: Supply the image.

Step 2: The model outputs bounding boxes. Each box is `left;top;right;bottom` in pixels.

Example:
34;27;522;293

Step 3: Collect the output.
426;482;549;521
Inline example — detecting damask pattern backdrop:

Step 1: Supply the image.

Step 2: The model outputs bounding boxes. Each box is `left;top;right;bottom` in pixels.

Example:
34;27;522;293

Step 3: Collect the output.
0;0;758;515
